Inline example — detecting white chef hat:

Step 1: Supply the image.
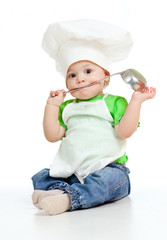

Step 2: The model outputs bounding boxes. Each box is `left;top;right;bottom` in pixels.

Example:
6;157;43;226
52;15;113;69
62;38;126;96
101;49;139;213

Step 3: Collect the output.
42;19;133;78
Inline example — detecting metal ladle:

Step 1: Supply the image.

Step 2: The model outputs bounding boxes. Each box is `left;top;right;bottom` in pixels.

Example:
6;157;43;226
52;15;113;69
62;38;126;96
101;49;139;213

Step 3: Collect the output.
63;68;147;95
118;68;147;92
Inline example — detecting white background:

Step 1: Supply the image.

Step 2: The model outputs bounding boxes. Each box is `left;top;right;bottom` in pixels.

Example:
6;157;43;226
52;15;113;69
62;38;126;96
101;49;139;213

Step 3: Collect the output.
0;0;166;190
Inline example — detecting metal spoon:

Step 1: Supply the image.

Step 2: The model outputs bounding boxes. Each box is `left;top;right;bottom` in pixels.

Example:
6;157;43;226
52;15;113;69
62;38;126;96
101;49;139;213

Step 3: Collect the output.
63;68;147;95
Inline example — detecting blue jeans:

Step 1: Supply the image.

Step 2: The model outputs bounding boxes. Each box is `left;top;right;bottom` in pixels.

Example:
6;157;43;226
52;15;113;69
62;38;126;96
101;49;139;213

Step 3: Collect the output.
31;163;130;211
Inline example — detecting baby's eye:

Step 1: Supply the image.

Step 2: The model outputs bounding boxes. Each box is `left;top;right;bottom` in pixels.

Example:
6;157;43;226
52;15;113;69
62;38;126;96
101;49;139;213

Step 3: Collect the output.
69;73;76;78
85;69;92;74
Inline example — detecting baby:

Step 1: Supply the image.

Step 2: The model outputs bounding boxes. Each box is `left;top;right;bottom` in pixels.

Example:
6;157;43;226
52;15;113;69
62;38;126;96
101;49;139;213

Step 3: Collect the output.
31;19;156;215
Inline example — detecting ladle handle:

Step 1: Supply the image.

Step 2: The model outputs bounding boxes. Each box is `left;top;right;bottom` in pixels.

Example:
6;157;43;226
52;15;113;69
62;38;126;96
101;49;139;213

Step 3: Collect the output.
63;71;123;95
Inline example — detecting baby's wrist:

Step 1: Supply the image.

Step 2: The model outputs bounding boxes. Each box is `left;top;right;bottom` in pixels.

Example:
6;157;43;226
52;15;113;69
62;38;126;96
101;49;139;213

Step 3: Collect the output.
46;101;60;108
131;95;143;106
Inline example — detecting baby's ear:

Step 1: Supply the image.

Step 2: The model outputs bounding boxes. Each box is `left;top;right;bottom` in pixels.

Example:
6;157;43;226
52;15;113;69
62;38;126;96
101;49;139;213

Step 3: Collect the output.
104;70;110;77
104;70;110;82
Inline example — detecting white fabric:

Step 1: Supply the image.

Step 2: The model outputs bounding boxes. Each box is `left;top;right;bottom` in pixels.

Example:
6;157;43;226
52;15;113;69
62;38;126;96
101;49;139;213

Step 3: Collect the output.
42;19;133;77
54;39;110;76
49;94;126;183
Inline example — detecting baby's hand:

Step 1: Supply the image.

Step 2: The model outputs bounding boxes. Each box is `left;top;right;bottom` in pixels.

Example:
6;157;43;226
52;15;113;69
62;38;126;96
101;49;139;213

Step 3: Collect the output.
132;87;156;104
47;89;66;107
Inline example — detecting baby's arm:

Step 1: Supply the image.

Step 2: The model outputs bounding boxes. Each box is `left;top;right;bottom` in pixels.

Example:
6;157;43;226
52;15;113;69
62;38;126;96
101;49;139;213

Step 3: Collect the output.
115;87;156;138
43;90;66;142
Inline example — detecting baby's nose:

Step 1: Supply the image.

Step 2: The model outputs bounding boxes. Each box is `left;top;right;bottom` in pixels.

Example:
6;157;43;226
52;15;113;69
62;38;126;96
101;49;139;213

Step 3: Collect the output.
77;77;85;84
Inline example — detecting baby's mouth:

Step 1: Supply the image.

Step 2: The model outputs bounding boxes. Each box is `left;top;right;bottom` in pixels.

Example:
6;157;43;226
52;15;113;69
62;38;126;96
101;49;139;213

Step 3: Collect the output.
64;78;105;95
71;81;99;92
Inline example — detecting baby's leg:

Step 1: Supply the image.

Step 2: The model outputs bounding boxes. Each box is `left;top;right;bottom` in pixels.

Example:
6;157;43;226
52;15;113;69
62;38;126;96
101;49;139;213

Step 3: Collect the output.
40;193;71;215
69;163;130;211
31;168;72;213
39;163;130;215
31;168;66;209
32;189;64;209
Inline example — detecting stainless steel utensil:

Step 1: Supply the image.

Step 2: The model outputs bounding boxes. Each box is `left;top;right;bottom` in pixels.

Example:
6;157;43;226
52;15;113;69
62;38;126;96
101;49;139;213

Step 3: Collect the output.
119;69;147;92
63;68;147;95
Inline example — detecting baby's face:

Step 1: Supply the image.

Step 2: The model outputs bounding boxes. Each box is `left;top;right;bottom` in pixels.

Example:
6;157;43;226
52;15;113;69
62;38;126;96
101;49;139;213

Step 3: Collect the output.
66;61;109;100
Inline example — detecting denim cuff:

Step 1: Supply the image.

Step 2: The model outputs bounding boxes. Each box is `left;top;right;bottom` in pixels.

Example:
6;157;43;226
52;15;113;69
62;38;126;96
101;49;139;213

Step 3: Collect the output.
48;181;82;211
